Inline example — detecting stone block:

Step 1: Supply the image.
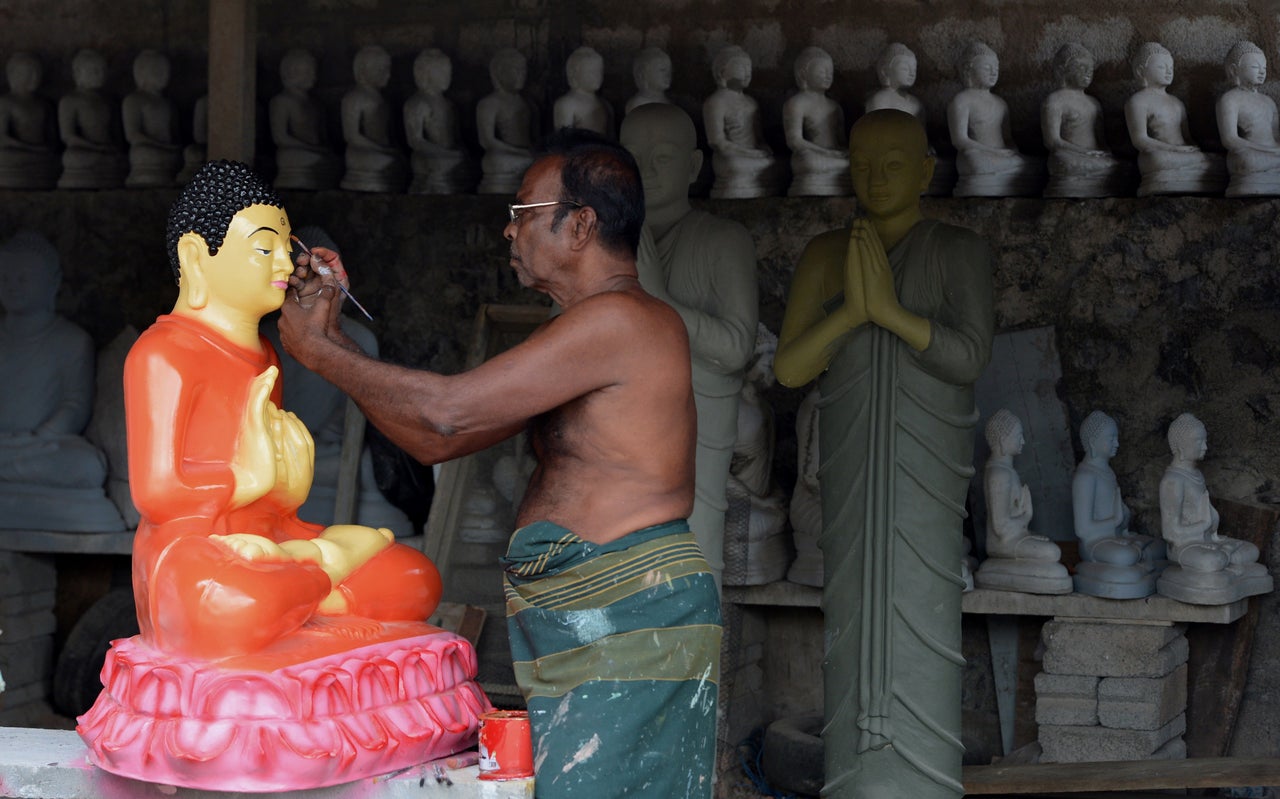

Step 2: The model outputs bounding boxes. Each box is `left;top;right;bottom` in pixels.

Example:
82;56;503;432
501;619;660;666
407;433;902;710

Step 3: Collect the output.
1034;672;1099;726
0;636;54;689
1099;662;1187;731
0;610;56;643
0;681;47;713
0;590;56;616
1039;712;1185;763
0;552;56;597
1041;620;1187;678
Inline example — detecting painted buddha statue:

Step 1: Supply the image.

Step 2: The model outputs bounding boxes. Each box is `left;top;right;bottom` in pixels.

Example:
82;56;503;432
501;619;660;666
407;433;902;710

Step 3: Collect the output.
1070;410;1163;598
1156;413;1272;604
0;52;59;189
77;160;488;792
973;409;1072;594
783;46;850;197
1216;41;1280;196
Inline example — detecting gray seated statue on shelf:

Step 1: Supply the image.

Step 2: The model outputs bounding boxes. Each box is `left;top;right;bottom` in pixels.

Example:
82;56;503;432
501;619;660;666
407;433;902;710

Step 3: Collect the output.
1071;410;1164;599
0;52;60;190
1157;413;1272;605
0;231;124;533
974;409;1072;594
948;41;1043;197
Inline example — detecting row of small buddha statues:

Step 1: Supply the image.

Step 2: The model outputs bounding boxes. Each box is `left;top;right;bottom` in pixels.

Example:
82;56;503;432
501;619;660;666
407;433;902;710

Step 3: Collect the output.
968;408;1272;605
5;39;1280;197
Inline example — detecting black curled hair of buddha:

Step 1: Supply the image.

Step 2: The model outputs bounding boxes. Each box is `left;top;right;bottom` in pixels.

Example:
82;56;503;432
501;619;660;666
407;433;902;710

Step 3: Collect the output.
165;159;284;278
534;127;644;256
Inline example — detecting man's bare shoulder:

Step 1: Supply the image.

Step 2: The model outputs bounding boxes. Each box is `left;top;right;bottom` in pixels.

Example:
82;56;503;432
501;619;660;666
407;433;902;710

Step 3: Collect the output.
558;285;687;343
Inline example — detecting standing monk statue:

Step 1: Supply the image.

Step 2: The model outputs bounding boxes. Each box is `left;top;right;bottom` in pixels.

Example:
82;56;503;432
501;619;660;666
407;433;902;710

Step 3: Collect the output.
775;108;994;799
621;102;759;592
279;129;722;798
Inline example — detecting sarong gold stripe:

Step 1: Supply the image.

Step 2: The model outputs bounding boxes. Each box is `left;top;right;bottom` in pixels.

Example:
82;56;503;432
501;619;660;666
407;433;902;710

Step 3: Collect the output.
527;547;706;609
510;536;706;607
513;624;721;699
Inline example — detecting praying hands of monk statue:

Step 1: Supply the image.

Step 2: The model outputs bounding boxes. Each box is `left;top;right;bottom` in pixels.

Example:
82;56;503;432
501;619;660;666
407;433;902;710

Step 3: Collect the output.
622;102;759;593
1041;43;1132;197
625;46;673;114
404;48;475;194
123;49;181;188
58;48;125;189
1125;42;1226;196
476;48;535;194
948;41;1042;196
1217;41;1280;196
0;52;59;189
270;49;339;190
784;46;850;197
553;46;614;137
339;45;406;193
775;109;993;799
703;45;783;198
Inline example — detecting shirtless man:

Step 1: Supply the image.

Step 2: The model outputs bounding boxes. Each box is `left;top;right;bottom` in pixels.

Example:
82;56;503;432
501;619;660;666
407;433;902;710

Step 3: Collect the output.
279;128;721;799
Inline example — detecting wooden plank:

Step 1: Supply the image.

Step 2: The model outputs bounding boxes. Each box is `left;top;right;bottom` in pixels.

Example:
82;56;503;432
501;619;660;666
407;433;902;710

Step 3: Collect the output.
1184;498;1278;757
963;755;1280;794
206;0;255;162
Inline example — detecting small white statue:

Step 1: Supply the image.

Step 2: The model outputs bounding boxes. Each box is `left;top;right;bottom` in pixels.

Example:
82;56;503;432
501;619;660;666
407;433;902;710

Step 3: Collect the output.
1157;413;1273;604
703;45;784;198
948;41;1043;197
0;231;123;532
270;48;340;190
404;48;476;194
1071;411;1164;598
57;49;126;189
787;388;822;587
1125;42;1227;196
476;48;535;195
973;410;1072;594
553;46;614;137
1042;43;1134;198
865;42;924;120
783;46;850;197
1217;41;1280;197
625;46;673;114
122;50;181;188
0;52;59;189
340;45;407;193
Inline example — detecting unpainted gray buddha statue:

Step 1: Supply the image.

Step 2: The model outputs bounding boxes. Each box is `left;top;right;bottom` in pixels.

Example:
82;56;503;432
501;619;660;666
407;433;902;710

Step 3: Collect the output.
122;49;181;188
553;46;614;137
625;47;673;115
0;52;59;189
948;41;1043;197
703;45;784;198
404;48;476;194
866;42;956;196
178;94;208;184
1124;42;1227;196
1041;43;1134;198
340;45;407;193
1216;41;1280;197
0;231;123;532
973;409;1072;594
1070;410;1163;599
1157;413;1272;604
784;46;850;197
270;49;340;190
476;48;535;195
57;49;126;189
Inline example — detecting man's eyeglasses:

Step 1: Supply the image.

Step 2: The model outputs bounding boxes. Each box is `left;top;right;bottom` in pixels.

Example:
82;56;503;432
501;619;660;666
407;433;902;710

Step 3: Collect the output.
507;200;582;223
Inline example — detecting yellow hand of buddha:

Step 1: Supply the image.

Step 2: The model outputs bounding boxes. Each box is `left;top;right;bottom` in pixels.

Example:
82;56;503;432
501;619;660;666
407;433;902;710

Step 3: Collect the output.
856;220;901;327
230;365;316;511
841;222;870;331
212;533;292;562
265;401;315;509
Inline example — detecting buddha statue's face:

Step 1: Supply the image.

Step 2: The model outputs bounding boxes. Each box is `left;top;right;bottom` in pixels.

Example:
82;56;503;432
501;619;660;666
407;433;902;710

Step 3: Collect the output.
568;56;604;93
72;54;105;91
847;115;931;220
967;51;999;89
638;55;672;93
1141;52;1174;88
493;56;527;92
884;55;916;89
621;114;697;213
357;51;391;89
415;57;451;93
134;56;170;93
1173;423;1208;462
1234;51;1267;88
996;420;1025;456
720;54;752;90
1088;420;1119;459
6;57;40;94
282;53;317;92
803;57;833;91
196;204;296;319
1066;57;1094;89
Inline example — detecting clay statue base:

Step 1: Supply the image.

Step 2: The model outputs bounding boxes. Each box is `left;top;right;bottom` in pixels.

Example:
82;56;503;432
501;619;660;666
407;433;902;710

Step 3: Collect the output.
1044;170;1135;199
0;154;59;189
78;620;491;792
1156;562;1273;605
953;168;1044;198
1225;172;1280;197
709;153;785;199
0;484;125;533
787;161;851;197
1136;158;1227;197
1073;561;1158;599
974;557;1073;594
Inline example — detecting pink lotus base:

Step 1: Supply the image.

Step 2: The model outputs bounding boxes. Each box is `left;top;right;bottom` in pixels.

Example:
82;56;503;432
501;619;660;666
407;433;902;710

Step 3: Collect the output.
77;626;492;792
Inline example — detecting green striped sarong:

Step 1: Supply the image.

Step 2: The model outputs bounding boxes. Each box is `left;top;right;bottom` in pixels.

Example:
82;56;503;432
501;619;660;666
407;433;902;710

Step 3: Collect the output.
502;519;722;798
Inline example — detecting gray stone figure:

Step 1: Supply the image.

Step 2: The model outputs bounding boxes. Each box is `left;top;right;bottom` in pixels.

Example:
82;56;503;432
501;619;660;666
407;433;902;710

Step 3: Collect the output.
0;231;123;532
1071;410;1163;598
1157;413;1272;604
973;409;1073;594
1041;43;1133;198
404;49;476;194
553;46;613;137
703;45;784;198
784;46;850;197
625;47;673;115
57;49;126;189
948;41;1043;197
621;102;759;593
0;52;59;189
178;94;208;184
340;45;407;193
123;50;181;188
1217;41;1280;197
476;48;534;195
270;49;340;190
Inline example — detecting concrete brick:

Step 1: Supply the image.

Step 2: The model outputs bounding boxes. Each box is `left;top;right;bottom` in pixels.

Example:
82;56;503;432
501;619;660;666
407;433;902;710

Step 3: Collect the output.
1039;712;1185;763
0;552;56;596
0;681;47;712
0;590;56;616
1041;621;1188;678
0;610;56;643
1035;672;1099;726
1099;662;1188;731
0;636;54;689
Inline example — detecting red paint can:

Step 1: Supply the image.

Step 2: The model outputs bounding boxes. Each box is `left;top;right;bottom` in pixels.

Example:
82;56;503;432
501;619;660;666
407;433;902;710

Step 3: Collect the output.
477;709;534;781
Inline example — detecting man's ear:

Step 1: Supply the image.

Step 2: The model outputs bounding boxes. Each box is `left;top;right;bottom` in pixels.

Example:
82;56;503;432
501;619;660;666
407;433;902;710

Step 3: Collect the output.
569;206;597;251
177;232;209;309
688;149;704;187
